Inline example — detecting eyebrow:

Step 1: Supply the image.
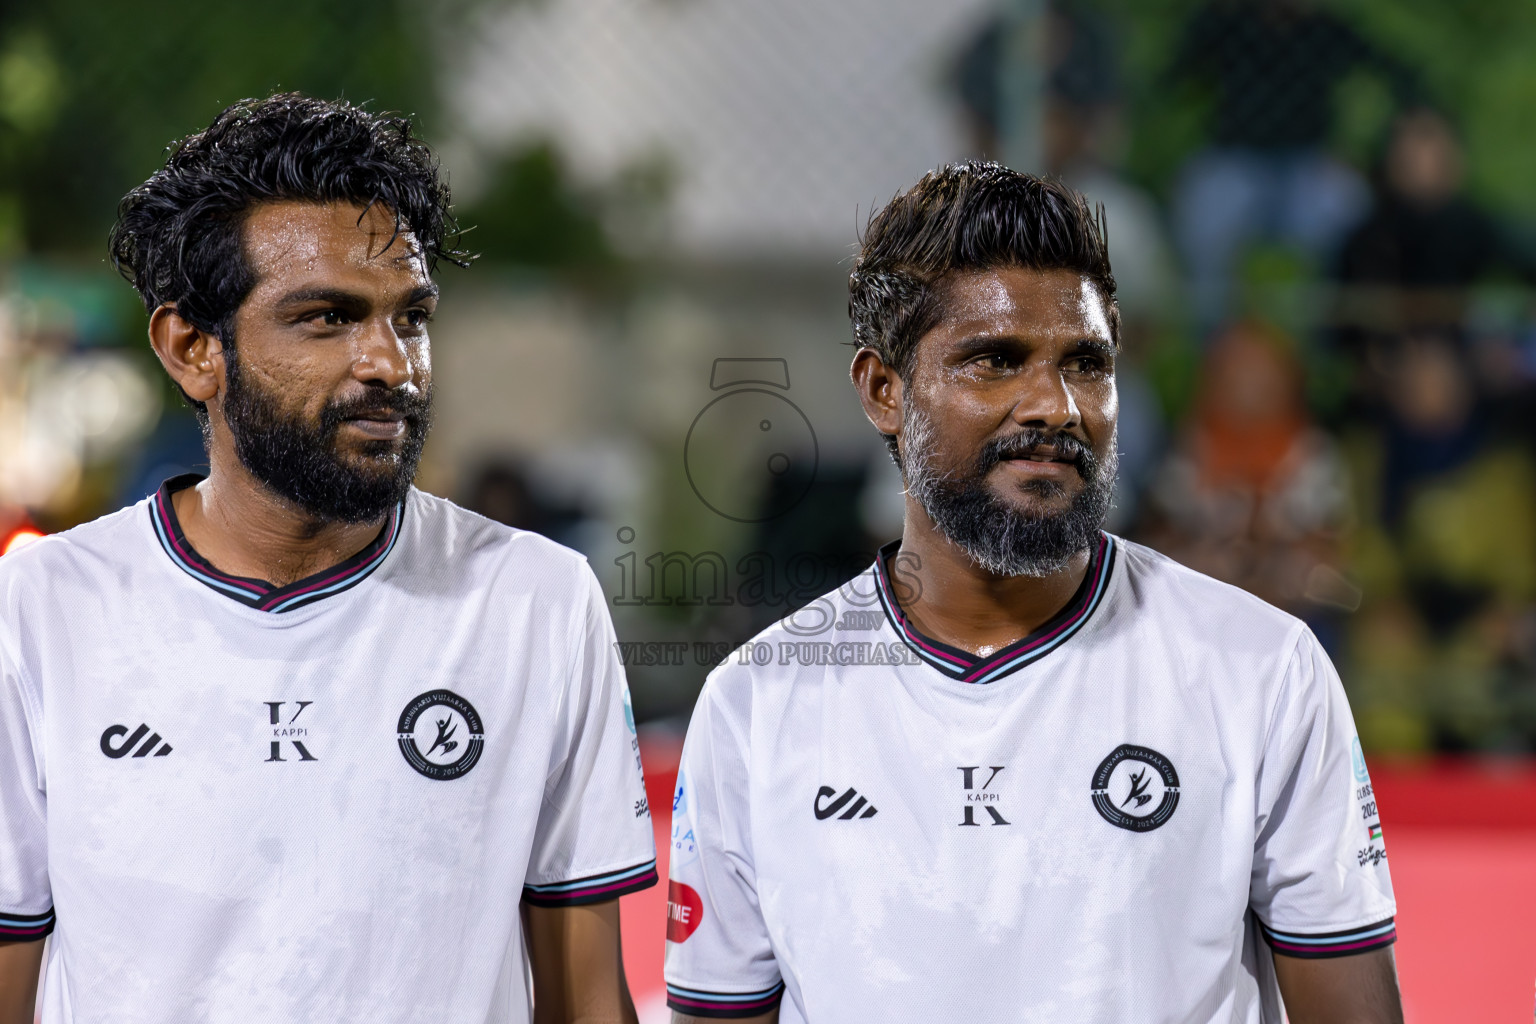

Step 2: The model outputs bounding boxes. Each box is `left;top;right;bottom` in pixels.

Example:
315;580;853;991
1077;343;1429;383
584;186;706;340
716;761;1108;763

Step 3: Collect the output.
949;334;1117;358
274;283;439;310
1069;339;1118;359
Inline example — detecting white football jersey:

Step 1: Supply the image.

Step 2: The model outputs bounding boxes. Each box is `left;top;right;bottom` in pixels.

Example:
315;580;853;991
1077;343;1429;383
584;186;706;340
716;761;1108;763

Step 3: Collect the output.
0;477;656;1024
664;534;1395;1023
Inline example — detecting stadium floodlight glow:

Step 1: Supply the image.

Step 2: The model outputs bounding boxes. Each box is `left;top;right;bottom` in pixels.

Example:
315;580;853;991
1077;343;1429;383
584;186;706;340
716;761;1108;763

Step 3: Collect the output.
2;528;44;556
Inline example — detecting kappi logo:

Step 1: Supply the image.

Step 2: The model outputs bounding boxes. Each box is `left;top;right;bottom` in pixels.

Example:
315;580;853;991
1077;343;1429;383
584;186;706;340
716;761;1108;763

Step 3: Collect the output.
959;766;1010;826
684;358;818;523
264;700;317;762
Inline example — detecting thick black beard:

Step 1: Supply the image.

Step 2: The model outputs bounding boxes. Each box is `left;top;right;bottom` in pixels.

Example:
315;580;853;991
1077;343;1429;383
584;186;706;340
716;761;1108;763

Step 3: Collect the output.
222;350;431;524
902;404;1116;577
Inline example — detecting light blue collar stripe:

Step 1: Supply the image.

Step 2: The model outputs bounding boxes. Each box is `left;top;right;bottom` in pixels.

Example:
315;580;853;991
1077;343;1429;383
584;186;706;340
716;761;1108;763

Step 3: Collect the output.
967;536;1115;684
873;583;963;674
151;513;263;600
1267;922;1396;944
265;526;401;612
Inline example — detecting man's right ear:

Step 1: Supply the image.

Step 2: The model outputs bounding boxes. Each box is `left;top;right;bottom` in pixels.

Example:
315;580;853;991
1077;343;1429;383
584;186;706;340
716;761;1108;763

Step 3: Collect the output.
147;305;224;405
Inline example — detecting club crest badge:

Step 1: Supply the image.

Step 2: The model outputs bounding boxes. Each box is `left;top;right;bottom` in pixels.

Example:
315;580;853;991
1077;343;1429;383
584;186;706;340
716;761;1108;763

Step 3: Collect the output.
1091;744;1180;832
398;689;484;780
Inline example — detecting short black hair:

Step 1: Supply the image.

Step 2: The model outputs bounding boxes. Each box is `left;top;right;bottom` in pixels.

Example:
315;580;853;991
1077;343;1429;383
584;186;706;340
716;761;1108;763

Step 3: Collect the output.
109;93;469;415
848;161;1117;380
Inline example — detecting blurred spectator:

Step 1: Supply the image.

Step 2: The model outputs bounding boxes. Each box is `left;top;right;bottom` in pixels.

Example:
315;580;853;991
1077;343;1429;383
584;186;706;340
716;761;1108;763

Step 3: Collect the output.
1143;320;1354;627
1338;108;1533;341
1169;0;1410;336
1346;332;1536;750
461;458;586;547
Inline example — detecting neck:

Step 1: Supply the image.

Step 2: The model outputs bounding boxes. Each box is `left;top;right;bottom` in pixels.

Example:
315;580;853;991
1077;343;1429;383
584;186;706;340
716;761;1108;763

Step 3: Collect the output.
172;443;391;588
891;499;1092;657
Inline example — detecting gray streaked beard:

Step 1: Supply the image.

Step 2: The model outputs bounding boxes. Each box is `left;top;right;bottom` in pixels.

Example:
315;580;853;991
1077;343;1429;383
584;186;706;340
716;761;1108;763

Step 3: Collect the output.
900;401;1117;577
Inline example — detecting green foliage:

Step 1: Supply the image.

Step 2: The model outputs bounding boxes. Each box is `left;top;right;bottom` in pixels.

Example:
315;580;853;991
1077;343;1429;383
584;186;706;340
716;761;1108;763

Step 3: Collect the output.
0;0;438;256
1095;0;1536;219
457;141;618;270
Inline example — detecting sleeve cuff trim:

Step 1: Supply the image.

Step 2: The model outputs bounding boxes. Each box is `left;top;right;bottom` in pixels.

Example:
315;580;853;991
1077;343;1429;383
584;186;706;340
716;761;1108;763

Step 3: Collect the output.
522;859;658;907
0;907;54;940
1261;916;1396;958
666;981;786;1018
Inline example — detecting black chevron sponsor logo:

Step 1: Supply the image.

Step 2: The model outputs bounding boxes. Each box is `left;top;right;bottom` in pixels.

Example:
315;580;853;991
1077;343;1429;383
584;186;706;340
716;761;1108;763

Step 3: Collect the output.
813;785;879;820
99;723;173;758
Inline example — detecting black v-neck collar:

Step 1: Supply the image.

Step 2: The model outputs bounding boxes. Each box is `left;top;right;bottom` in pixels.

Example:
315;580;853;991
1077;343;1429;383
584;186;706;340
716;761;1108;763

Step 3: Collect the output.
148;474;403;613
872;533;1117;684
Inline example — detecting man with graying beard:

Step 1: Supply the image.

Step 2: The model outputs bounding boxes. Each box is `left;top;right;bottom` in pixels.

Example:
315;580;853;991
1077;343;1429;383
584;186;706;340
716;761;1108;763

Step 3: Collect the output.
0;94;655;1024
662;163;1402;1024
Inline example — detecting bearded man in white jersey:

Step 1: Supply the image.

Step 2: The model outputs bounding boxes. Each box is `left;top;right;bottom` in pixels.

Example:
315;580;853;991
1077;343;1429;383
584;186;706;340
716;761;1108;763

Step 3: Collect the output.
663;164;1402;1024
0;94;655;1024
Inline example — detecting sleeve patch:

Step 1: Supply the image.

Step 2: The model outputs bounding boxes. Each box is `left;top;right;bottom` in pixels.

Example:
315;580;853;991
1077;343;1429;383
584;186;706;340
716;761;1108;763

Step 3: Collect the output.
0;908;54;940
666;981;786;1019
1261;917;1396;959
522;859;658;907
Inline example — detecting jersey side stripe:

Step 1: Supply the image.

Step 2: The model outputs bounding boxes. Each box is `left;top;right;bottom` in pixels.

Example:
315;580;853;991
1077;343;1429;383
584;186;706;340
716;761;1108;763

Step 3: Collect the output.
665;981;786;1018
0;908;55;939
521;859;658;906
1260;917;1397;958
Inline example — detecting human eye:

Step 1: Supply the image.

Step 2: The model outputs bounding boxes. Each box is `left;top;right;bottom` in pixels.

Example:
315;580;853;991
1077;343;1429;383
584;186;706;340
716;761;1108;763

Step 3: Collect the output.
971;351;1016;371
314;309;352;327
1065;352;1112;375
399;308;434;330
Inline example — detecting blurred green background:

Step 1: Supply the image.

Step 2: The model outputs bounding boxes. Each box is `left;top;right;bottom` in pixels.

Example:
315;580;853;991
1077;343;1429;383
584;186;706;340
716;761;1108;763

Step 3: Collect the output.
4;0;1536;756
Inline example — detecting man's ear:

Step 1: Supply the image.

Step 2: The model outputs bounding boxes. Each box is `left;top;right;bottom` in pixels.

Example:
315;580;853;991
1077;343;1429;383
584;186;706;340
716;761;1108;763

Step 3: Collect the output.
851;347;904;437
147;305;225;406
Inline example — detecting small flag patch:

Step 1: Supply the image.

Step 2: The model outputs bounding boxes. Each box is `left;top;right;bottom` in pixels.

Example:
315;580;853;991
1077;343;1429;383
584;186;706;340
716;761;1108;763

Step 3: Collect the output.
1368;823;1383;841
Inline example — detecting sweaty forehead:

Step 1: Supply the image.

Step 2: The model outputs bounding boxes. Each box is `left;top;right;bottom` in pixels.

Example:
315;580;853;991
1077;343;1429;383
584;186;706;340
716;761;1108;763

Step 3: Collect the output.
241;200;428;288
935;267;1113;343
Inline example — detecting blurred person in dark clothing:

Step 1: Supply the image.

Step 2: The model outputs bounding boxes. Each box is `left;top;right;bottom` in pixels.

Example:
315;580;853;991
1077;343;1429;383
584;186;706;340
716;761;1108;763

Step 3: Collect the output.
1170;0;1411;335
1346;331;1536;751
1338;108;1532;333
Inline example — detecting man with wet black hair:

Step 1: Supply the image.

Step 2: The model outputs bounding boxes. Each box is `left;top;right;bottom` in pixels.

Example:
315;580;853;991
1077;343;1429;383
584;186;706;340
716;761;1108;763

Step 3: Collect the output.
0;94;655;1024
663;163;1401;1023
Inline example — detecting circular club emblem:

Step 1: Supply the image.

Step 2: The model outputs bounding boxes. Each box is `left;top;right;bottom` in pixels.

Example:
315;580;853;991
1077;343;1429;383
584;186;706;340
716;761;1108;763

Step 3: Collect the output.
397;690;484;780
1091;744;1180;832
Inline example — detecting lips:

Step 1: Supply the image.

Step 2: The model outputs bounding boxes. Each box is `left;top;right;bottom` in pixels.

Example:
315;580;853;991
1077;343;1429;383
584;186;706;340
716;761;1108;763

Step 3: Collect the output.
1002;447;1077;464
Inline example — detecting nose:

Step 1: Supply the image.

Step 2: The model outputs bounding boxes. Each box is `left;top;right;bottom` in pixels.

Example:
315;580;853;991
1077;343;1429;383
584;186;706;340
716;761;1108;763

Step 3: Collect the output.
352;316;413;390
1009;360;1080;432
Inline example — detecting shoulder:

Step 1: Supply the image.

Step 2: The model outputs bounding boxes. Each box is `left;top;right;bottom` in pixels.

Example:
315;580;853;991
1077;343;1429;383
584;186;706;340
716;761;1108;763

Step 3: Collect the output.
1106;536;1306;657
0;501;147;601
400;488;595;595
695;570;874;719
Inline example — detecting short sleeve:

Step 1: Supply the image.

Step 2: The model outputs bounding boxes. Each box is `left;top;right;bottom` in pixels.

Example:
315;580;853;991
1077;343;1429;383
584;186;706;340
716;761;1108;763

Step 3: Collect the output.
522;564;657;907
0;631;52;940
663;675;784;1018
1249;628;1396;958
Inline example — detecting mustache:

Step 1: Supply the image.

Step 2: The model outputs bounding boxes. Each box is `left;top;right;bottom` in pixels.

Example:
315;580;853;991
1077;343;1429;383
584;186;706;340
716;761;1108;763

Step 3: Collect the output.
976;429;1097;478
319;387;431;432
